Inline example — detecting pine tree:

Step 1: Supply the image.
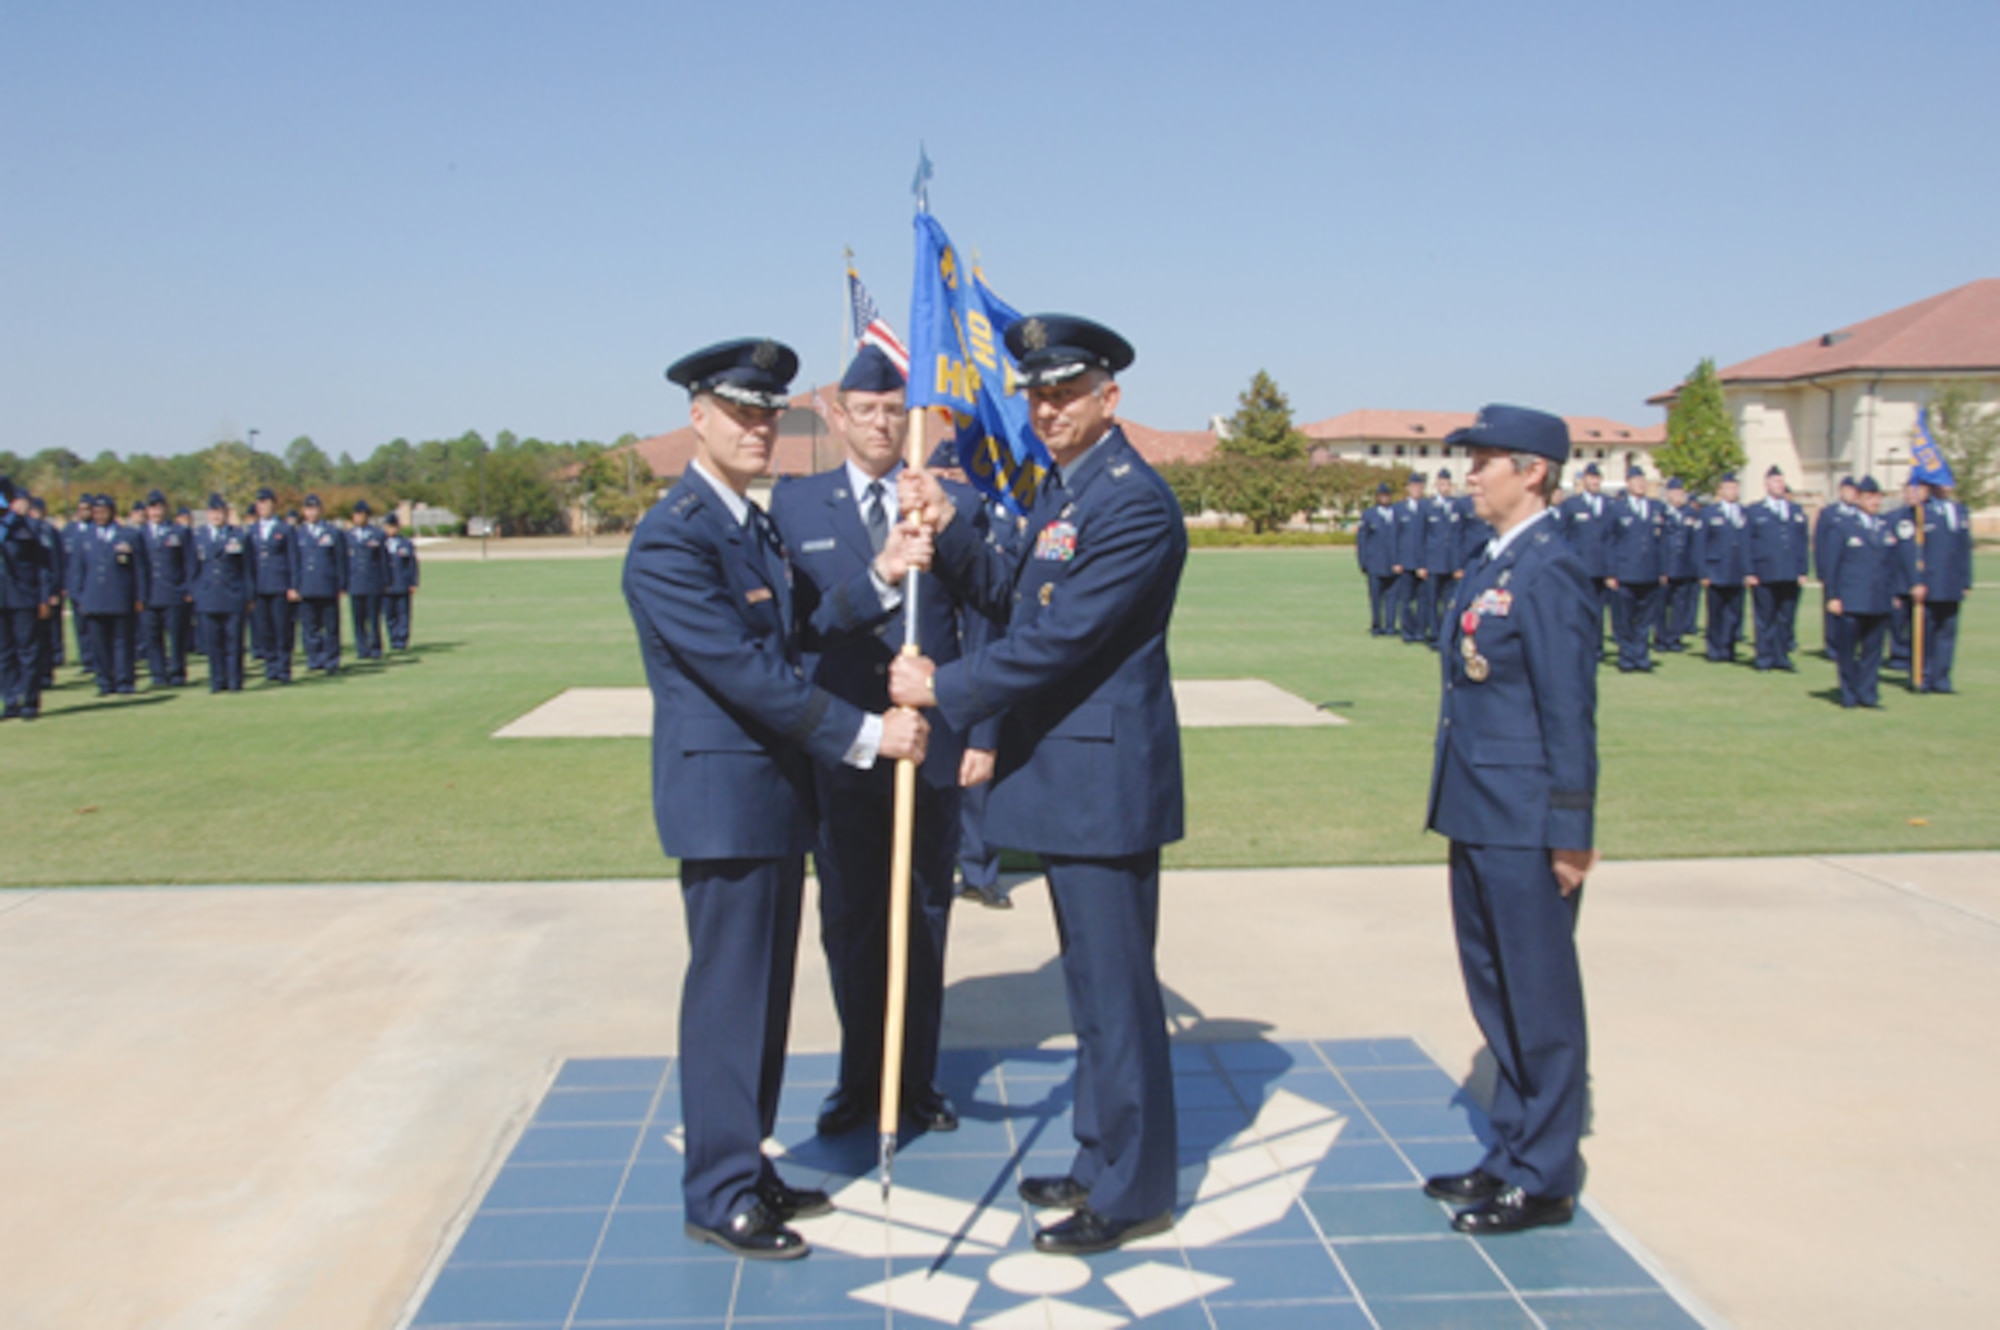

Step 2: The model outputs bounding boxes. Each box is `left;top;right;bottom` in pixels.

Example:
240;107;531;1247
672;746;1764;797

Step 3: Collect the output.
1218;370;1310;461
1654;358;1745;494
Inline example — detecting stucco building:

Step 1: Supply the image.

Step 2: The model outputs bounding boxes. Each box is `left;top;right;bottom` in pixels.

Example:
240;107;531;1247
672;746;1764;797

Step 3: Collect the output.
1301;409;1664;486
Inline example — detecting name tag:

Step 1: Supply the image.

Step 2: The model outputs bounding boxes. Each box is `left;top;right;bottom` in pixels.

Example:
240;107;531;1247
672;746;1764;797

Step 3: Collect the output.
800;537;837;553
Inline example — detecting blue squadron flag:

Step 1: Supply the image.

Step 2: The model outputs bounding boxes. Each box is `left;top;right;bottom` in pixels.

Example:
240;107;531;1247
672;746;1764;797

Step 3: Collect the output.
906;210;1048;514
1911;407;1957;487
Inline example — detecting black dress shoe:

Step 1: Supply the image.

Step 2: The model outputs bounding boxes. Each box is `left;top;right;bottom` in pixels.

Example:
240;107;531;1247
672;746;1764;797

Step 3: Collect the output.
1451;1186;1575;1236
908;1089;958;1133
758;1178;832;1220
1032;1206;1173;1255
815;1088;875;1136
1018;1175;1091;1210
685;1200;809;1259
1423;1167;1505;1204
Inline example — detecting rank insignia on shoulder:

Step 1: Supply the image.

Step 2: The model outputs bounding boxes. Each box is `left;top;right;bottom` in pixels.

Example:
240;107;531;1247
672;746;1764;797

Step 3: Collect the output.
1110;463;1131;478
1039;583;1054;605
1035;521;1078;562
745;587;773;604
1060;503;1075;519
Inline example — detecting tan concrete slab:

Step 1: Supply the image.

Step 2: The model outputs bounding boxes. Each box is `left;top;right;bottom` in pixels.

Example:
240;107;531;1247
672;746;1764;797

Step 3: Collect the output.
1;856;1996;1329
493;679;1344;739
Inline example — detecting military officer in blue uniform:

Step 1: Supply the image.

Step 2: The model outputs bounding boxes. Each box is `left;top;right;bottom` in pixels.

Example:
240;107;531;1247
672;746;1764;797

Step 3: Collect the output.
624;337;929;1260
1557;462;1611;647
1604;466;1667;672
136;489;193;687
345;500;389;660
245;487;296;682
1822;476;1905;708
1883;478;1930;674
382;514;420;649
1743;466;1810;671
30;496;64;690
1;479;52;719
892;314;1184;1257
1357;481;1397;635
65;496;99;682
1654;479;1700;651
75;492;148;695
1417;470;1462;645
1421;404;1598;1237
1695;473;1750;661
191;493;250;692
1903;478;1973;694
767;346;974;1139
1390;471;1427;642
954;478;1018;909
292;494;347;673
1815;477;1858;660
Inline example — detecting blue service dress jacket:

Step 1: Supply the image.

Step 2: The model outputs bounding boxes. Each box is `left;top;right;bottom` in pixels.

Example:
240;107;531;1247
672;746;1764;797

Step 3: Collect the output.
386;533;421;591
245;519;295;594
1605;496;1667;583
74;524;149;614
1821;512;1905;615
769;469;989;790
191;524;251;611
1426;513;1598;850
1907;498;1973;601
622;473;879;861
926;427;1187;858
137;523;190;607
1747;498;1810;581
0;509;50;610
1694;503;1750;585
345;524;390;594
1664;503;1700;579
1357;504;1395;577
291;521;348;597
1556;492;1611;578
1391;498;1425;570
1421;496;1458;573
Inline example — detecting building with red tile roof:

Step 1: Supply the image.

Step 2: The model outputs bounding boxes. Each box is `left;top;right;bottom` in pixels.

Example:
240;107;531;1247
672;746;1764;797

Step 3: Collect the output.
1649;279;2000;497
1302;409;1664;485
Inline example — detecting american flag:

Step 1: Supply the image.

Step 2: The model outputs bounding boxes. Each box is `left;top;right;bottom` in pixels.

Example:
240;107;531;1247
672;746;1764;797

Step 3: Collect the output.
847;267;910;375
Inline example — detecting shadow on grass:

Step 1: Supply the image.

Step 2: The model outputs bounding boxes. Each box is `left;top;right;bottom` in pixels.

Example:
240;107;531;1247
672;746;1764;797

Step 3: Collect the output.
42;693;179;719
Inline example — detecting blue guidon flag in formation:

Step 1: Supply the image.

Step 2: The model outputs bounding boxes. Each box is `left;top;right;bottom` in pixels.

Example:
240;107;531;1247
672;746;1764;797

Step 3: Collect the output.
906;211;1049;515
1911;406;1958;487
846;265;910;375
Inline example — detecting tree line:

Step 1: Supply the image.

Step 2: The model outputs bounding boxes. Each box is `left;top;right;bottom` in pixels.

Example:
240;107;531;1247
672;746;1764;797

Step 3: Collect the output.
0;430;658;536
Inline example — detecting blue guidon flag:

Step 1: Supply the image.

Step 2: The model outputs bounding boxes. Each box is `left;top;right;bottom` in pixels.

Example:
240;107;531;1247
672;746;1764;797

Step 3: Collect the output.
1911;407;1957;487
906;211;1048;515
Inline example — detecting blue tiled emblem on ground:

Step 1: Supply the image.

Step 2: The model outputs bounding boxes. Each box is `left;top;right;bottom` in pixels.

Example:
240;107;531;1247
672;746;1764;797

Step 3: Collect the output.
412;1039;1705;1328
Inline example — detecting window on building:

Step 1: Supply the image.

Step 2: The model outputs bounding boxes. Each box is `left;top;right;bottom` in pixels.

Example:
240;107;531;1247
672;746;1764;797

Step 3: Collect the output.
1394;445;1405;457
1418;445;1429;457
1369;444;1381;456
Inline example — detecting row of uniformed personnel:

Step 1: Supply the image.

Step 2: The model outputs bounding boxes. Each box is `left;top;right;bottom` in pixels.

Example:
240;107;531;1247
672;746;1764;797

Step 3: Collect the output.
0;481;418;718
1359;461;1974;704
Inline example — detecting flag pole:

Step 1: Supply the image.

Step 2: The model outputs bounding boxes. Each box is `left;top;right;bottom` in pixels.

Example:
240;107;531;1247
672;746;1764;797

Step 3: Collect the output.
1913;499;1927;689
879;405;924;1204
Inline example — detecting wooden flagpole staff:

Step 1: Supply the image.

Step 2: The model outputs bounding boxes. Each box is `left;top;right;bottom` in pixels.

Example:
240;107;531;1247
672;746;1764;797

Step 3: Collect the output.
878;405;926;1201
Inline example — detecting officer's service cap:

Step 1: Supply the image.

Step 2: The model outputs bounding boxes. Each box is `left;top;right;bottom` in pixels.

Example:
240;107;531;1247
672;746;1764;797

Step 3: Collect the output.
1766;465;1784;478
350;499;370;515
176;505;190;517
1450;404;1569;463
839;344;906;394
286;509;301;521
1856;476;1880;493
1436;468;1452;481
1375;481;1392;495
256;486;277;501
1665;477;1685;491
1839;475;1856;489
145;489;167;506
383;514;400;527
667;338;799;410
926;440;959;469
303;493;322;507
1626;465;1645;479
1581;462;1602;478
207;493;227;510
28;496;47;514
1717;472;1737;484
1406;472;1425;485
1004;315;1134;389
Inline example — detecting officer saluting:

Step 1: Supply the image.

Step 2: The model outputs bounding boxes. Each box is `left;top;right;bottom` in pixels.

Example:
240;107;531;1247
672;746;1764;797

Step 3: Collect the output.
190;493;250;692
622;337;929;1260
891;315;1185;1256
1423;405;1599;1235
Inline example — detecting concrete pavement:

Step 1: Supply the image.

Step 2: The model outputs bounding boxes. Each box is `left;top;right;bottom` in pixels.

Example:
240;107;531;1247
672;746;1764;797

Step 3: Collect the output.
0;853;1994;1329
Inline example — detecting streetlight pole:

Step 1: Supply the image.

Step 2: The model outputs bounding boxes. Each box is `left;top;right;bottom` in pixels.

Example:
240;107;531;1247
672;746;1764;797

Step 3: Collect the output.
478;443;489;561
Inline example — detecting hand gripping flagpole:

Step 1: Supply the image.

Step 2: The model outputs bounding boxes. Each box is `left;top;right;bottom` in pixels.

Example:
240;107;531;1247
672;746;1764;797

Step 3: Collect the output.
879;404;925;1208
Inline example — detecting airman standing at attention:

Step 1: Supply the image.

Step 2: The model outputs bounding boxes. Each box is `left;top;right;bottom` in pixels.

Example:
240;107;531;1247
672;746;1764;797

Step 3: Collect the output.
623;337;929;1261
1392;471;1427;642
1883;478;1929;675
1418;469;1462;646
75;493;147;696
1655;478;1699;652
1422;404;1598;1238
245;487;295;683
1357;481;1397;635
1556;461;1611;646
382;514;420;650
137;489;192;688
1822;476;1905;708
892;315;1185;1256
1815;477;1859;660
0;479;52;720
345;500;389;660
1695;473;1750;662
1603;466;1666;673
1745;465;1810;671
190;493;249;692
292;495;347;673
1905;480;1973;694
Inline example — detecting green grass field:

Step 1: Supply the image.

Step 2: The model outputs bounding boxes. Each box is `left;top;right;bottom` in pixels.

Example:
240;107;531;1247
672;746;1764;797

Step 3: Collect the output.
6;550;1997;886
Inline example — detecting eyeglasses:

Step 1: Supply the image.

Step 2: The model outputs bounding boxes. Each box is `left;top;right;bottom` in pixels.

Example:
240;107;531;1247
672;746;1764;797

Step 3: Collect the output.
841;402;905;423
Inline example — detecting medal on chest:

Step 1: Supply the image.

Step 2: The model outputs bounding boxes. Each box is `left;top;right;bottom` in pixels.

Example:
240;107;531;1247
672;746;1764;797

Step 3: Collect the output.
1034;520;1078;562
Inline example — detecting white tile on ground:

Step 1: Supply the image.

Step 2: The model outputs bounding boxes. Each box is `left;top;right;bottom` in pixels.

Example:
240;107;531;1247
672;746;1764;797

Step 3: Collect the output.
789;1210;1000;1260
974;1295;1130;1329
847;1269;981;1326
1103;1261;1234;1318
832;1177;1020;1247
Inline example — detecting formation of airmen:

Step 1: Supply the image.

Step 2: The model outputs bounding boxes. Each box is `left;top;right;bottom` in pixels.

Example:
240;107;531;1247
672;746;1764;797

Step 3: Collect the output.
0;478;420;719
1356;461;1975;706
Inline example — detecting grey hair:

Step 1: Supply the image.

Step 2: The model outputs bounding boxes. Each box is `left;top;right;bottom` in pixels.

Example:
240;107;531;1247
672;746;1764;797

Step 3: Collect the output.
1510;453;1563;501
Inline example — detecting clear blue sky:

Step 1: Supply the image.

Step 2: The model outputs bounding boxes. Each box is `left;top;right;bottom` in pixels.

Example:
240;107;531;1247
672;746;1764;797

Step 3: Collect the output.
5;0;1996;461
